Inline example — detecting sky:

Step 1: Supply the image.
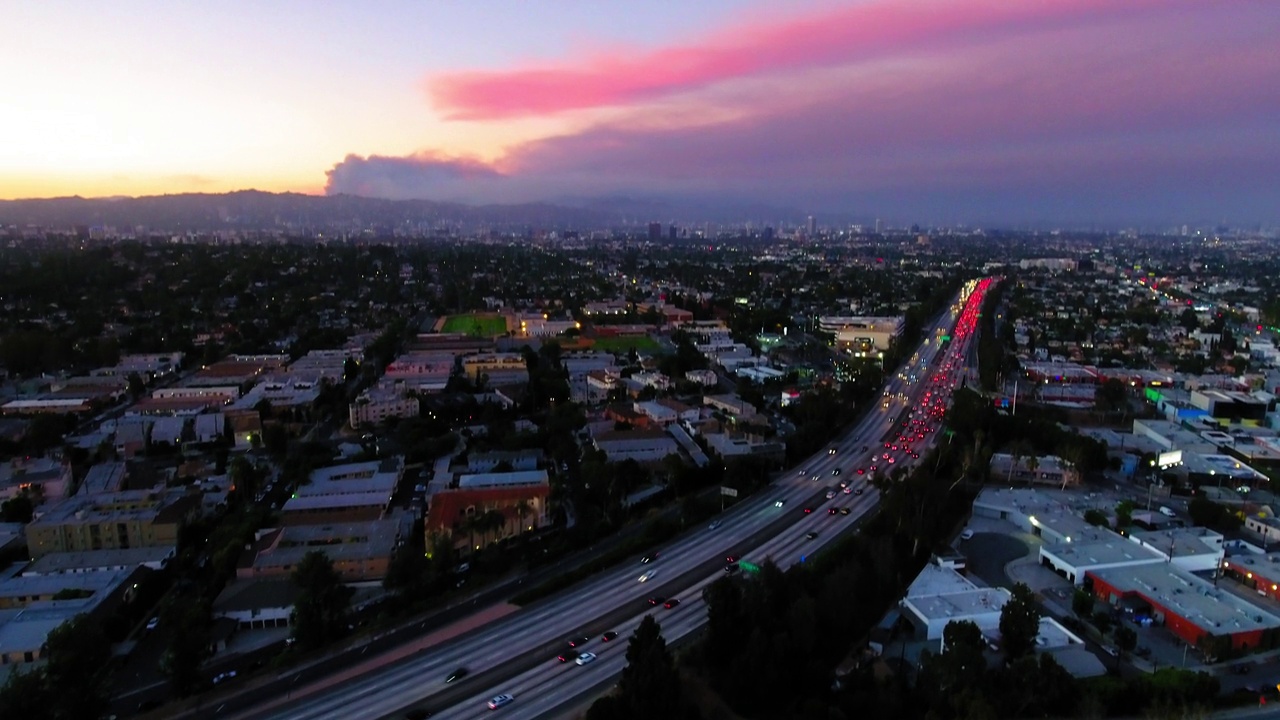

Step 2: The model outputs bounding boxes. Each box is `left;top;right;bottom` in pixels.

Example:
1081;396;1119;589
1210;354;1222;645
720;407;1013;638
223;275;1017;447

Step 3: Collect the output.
3;0;1279;225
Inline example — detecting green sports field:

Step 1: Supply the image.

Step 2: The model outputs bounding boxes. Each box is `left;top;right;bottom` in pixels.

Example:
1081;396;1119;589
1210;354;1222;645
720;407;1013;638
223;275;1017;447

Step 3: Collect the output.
442;314;508;337
591;335;661;353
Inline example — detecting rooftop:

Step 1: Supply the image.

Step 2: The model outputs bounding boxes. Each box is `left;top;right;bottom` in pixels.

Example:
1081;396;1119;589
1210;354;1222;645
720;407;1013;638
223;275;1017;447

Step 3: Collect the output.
22;547;175;576
456;469;549;489
1128;527;1225;560
906;587;1010;622
1090;563;1280;635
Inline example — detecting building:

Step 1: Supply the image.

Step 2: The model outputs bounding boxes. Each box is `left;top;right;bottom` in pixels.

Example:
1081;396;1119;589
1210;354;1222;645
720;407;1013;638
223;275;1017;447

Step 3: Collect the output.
592;429;680;463
461;353;529;386
26;489;199;558
79;461;128;495
685;369;718;387
426;473;550;552
213;579;300;631
384;351;456;392
278;459;401;526
0;456;72;504
349;383;420;428
817;316;903;356
1089;562;1280;652
237;520;401;583
988;453;1082;488
21;547;174;576
465;450;542;473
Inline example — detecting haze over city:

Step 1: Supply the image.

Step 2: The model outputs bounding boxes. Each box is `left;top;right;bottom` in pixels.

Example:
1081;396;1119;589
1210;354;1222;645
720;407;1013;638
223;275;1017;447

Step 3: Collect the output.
4;0;1279;225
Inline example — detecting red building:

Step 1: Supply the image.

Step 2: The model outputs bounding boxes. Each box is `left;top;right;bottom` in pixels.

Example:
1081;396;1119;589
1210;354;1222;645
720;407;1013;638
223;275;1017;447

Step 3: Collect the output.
1088;563;1280;653
426;485;550;553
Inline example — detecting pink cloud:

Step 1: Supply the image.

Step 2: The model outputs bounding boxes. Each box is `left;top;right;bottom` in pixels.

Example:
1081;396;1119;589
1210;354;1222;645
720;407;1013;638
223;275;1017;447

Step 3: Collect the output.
427;0;1175;120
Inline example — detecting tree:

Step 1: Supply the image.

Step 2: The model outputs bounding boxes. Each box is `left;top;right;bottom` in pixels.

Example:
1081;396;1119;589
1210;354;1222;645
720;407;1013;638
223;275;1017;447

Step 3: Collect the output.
608;615;695;720
0;493;34;523
291;551;353;650
1083;508;1109;528
999;582;1042;662
1072;588;1095;618
1115;500;1134;531
160;600;213;697
1114;625;1138;656
126;370;146;400
514;498;531;533
42;614;110;717
0;665;52;719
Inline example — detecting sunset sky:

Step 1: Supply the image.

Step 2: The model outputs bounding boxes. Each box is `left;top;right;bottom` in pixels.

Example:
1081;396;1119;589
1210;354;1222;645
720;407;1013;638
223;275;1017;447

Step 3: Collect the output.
3;0;1278;223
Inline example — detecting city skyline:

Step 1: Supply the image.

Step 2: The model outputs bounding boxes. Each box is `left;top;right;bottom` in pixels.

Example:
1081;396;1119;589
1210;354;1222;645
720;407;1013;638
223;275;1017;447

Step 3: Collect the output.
3;0;1279;224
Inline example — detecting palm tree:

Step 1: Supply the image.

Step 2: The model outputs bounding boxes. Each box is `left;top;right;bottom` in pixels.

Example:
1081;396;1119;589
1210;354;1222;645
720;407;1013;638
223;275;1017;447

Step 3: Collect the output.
514;499;531;533
1006;440;1028;485
1025;453;1041;487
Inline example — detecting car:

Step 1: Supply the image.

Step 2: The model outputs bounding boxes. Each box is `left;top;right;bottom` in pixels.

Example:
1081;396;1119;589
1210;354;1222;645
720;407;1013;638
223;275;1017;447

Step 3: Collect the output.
487;694;515;710
726;555;738;563
638;570;658;582
146;617;159;631
840;507;851;515
664;599;681;609
445;667;469;682
725;562;739;573
1232;663;1253;675
774;499;785;507
557;652;577;663
708;521;721;531
648;596;665;605
805;531;818;540
405;709;434;720
828;447;837;455
856;468;865;475
853;488;864;496
640;553;659;564
575;652;598;665
825;490;837;499
828;508;838;515
832;468;841;476
602;631;618;642
1102;646;1119;658
569;636;590;647
960;529;975;541
842;486;852;494
799;468;808;476
1159;506;1177;518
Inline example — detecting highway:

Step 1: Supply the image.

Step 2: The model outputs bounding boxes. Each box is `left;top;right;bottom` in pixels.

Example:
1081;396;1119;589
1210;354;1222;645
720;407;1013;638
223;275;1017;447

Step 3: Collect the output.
231;278;992;720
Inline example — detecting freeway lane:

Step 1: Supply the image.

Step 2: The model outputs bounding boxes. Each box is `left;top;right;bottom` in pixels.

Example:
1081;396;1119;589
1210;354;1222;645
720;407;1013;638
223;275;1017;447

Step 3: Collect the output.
231;280;988;720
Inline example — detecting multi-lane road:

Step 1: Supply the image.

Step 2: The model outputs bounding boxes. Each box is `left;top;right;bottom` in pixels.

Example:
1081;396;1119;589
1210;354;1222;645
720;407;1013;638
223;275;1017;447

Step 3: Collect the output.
230;278;992;720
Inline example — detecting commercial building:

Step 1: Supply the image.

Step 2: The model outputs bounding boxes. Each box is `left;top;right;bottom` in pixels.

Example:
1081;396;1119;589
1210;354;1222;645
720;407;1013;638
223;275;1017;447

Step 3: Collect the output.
818;316;902;356
988;453;1082;488
1089;562;1280;652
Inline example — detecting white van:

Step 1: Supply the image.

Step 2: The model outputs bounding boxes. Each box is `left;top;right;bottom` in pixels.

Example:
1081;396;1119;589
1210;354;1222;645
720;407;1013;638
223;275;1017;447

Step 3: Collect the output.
1158;506;1177;518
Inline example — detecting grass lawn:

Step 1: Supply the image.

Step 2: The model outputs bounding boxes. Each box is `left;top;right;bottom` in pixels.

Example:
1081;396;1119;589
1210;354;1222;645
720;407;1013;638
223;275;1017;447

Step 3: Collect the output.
592;335;661;353
441;314;508;337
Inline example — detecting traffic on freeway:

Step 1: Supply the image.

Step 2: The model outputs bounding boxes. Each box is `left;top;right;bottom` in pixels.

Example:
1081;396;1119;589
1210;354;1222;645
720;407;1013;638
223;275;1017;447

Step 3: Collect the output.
233;278;994;720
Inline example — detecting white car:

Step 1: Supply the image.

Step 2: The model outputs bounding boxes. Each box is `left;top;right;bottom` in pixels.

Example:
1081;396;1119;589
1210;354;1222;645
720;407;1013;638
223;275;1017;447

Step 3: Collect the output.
638;570;658;582
488;694;515;710
774;499;785;507
708;521;722;531
960;529;974;541
575;652;598;666
146;617;159;631
825;490;837;500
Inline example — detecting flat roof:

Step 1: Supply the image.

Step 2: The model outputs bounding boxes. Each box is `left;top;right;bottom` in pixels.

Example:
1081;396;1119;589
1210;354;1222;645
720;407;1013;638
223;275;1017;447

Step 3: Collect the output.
23;547;174;575
1129;527;1224;559
1090;563;1280;634
281;491;391;512
1043;536;1163;568
255;520;399;568
457;469;549;489
905;562;979;598
905;587;1009;622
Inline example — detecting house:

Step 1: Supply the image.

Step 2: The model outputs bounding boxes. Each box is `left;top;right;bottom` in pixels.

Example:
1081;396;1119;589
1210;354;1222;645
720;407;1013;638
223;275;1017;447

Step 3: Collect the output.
237;520;400;583
213;579;301;630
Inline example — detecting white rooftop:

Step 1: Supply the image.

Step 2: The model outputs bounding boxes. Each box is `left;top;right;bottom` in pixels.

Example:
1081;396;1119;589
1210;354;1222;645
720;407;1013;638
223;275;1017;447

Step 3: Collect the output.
457;469;550;489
